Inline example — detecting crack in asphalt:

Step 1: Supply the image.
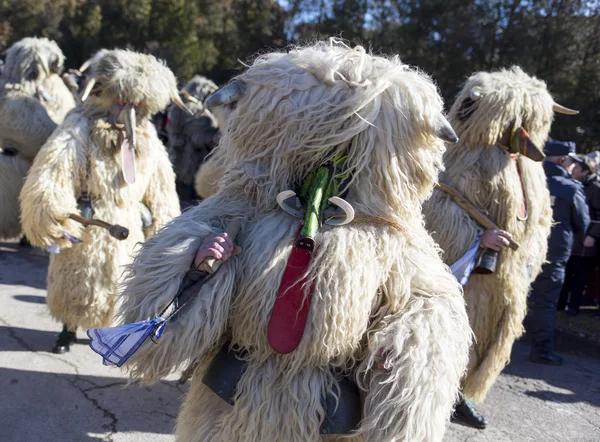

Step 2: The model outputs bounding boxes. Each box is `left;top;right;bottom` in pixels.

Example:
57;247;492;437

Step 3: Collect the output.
82;381;128;393
0;315;118;438
1;316;187;439
65;377;118;441
150;410;178;420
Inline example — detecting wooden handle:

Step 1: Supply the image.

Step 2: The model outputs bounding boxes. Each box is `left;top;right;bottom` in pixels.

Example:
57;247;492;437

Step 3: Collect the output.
68;213;130;241
203;220;242;274
69;213;112;230
436;182;520;251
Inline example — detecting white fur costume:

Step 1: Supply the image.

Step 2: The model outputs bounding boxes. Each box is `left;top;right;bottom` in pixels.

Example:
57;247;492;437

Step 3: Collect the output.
119;41;472;442
20;50;181;330
0;37;75;239
423;67;559;402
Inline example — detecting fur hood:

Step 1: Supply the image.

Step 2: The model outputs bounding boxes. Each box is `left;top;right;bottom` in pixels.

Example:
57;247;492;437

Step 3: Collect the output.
1;37;65;86
82;49;182;119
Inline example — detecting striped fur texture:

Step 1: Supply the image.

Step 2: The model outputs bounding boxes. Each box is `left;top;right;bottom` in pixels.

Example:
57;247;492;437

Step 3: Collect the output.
118;40;471;442
423;67;554;402
19;50;180;329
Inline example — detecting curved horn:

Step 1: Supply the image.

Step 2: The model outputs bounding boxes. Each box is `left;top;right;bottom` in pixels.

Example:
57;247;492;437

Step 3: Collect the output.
180;89;199;104
35;53;50;77
553;102;579;115
276;191;305;218
172;93;193;115
205;80;243;108
79;58;94;73
80;77;96;102
324;197;355;226
436;116;459;143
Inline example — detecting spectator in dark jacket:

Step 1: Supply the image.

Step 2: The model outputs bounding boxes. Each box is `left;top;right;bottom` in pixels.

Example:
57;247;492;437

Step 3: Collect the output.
527;141;590;366
559;155;600;315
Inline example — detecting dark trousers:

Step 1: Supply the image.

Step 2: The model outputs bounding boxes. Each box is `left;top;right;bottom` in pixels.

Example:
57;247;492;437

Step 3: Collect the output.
527;260;567;355
558;256;594;311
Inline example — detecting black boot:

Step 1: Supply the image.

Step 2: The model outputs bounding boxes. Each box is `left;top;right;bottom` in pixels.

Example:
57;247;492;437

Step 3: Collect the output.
52;325;77;354
452;395;487;429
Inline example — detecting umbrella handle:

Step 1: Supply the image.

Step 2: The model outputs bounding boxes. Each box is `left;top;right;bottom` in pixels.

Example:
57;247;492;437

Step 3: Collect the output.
202;220;242;274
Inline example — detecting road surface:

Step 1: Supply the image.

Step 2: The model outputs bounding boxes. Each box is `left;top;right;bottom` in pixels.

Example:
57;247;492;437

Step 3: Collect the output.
1;241;598;441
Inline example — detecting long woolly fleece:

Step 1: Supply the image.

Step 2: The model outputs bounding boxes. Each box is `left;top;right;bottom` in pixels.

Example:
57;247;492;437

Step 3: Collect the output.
20;49;182;328
423;67;553;403
20;108;180;329
193;102;233;199
0;37;75;239
119;40;472;442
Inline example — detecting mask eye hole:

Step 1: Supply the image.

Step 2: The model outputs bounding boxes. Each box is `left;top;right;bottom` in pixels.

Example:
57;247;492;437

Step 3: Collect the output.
49;55;60;73
28;66;39;81
457;97;476;121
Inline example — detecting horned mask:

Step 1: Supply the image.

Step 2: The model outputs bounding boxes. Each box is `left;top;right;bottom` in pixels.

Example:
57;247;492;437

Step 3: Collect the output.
78;49;190;184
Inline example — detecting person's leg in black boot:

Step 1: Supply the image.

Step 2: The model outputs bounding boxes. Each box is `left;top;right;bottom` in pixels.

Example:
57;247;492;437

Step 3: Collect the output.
527;262;565;366
566;256;594;316
558;257;574;311
452;392;487;429
52;324;77;354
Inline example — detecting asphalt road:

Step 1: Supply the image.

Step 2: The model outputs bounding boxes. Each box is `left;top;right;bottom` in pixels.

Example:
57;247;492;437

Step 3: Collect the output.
1;241;599;442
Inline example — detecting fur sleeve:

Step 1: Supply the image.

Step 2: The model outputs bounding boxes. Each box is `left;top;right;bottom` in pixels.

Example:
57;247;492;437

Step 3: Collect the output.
423;187;480;265
194;147;226;199
356;235;472;442
118;206;236;384
142;138;181;237
0;94;58;162
19;116;86;248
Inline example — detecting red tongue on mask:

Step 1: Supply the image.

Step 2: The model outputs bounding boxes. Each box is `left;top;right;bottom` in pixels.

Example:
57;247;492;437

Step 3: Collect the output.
121;130;136;184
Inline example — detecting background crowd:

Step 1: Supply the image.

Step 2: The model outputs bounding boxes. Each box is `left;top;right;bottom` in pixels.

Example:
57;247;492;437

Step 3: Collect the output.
556;148;600;316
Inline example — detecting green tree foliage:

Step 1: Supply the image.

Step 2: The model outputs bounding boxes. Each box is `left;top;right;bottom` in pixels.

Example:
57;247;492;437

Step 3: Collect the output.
1;0;598;149
287;0;600;151
0;0;286;84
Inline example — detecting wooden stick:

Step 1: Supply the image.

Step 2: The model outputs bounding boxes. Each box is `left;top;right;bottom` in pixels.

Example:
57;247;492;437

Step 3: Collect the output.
68;213;130;241
202;219;242;274
436;182;520;251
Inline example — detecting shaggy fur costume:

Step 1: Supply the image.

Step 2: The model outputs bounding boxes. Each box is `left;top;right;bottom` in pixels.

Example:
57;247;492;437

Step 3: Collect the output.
167;75;219;203
193;97;232;199
0;37;75;239
193;142;227;199
118;40;472;442
423;67;554;403
20;50;180;330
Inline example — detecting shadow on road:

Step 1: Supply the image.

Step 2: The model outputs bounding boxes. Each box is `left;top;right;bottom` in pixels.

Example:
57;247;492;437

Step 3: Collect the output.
13;294;46;304
0;366;183;441
507;336;600;408
0;325;90;352
0;242;48;290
